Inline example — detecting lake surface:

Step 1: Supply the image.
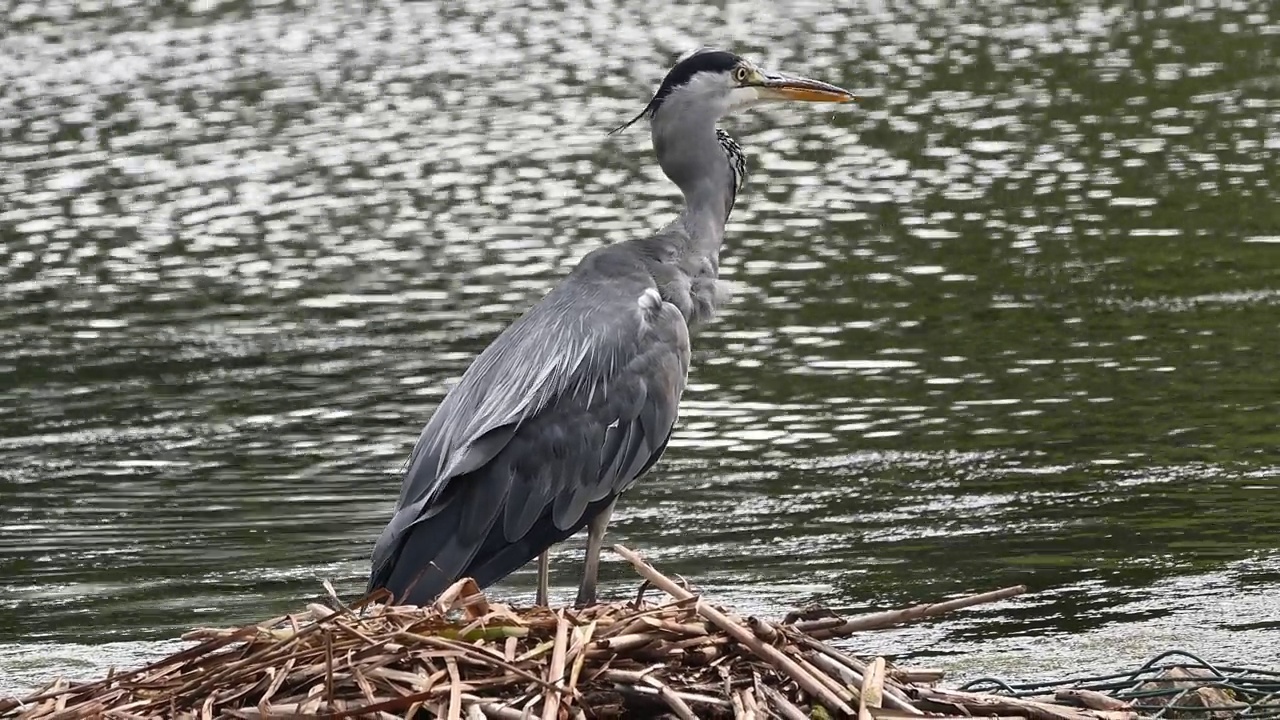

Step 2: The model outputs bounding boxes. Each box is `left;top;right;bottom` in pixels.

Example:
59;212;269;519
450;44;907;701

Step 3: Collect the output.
2;0;1279;696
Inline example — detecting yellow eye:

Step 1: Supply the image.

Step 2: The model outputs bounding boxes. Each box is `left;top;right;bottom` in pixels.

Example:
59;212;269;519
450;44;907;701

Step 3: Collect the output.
733;66;749;83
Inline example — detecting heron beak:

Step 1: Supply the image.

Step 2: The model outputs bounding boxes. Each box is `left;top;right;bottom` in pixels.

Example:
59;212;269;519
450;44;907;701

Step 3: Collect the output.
754;71;857;104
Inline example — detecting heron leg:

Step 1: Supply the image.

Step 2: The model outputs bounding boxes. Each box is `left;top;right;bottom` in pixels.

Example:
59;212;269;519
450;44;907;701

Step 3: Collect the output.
575;498;618;608
535;550;550;607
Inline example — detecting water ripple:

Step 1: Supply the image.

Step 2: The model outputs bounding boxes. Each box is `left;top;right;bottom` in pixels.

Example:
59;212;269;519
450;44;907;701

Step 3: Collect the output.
3;0;1280;695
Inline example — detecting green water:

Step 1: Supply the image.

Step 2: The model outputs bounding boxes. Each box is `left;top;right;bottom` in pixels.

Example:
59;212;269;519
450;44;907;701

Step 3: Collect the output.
2;0;1279;696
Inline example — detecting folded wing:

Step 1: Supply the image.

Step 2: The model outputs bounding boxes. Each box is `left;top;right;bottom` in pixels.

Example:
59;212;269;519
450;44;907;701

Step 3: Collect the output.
367;248;691;605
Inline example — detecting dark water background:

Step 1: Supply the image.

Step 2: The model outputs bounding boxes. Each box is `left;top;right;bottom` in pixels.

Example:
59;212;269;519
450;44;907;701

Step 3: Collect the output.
2;0;1279;695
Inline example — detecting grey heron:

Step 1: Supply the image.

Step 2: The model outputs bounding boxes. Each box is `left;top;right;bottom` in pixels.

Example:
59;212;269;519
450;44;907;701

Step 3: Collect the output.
367;48;855;608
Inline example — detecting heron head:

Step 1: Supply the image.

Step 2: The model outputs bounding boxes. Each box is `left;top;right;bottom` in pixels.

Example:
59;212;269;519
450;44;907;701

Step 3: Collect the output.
612;48;856;134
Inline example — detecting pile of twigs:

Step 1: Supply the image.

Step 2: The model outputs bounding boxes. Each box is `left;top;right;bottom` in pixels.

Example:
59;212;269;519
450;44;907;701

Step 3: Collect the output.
1;545;1149;719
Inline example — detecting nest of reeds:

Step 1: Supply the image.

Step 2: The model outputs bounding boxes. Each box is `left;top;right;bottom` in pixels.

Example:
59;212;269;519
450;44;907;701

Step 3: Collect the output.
2;545;1156;720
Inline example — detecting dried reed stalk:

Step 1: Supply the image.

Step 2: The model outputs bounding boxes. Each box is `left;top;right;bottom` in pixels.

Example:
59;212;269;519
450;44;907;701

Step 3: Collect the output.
2;544;1066;720
795;585;1028;639
612;543;856;717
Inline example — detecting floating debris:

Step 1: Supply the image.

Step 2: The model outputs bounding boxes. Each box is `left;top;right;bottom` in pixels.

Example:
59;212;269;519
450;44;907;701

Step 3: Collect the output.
960;650;1280;720
1;545;1271;719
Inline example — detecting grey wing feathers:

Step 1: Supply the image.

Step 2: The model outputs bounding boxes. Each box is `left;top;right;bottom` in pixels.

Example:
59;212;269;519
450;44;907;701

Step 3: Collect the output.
367;247;691;604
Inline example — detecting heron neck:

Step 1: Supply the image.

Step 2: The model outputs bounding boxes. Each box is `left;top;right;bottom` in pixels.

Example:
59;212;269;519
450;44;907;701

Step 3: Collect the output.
652;118;735;263
678;176;731;256
644;113;737;329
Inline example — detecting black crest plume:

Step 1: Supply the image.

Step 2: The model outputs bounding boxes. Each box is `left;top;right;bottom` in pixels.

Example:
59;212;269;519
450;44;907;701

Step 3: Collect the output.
610;48;742;135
